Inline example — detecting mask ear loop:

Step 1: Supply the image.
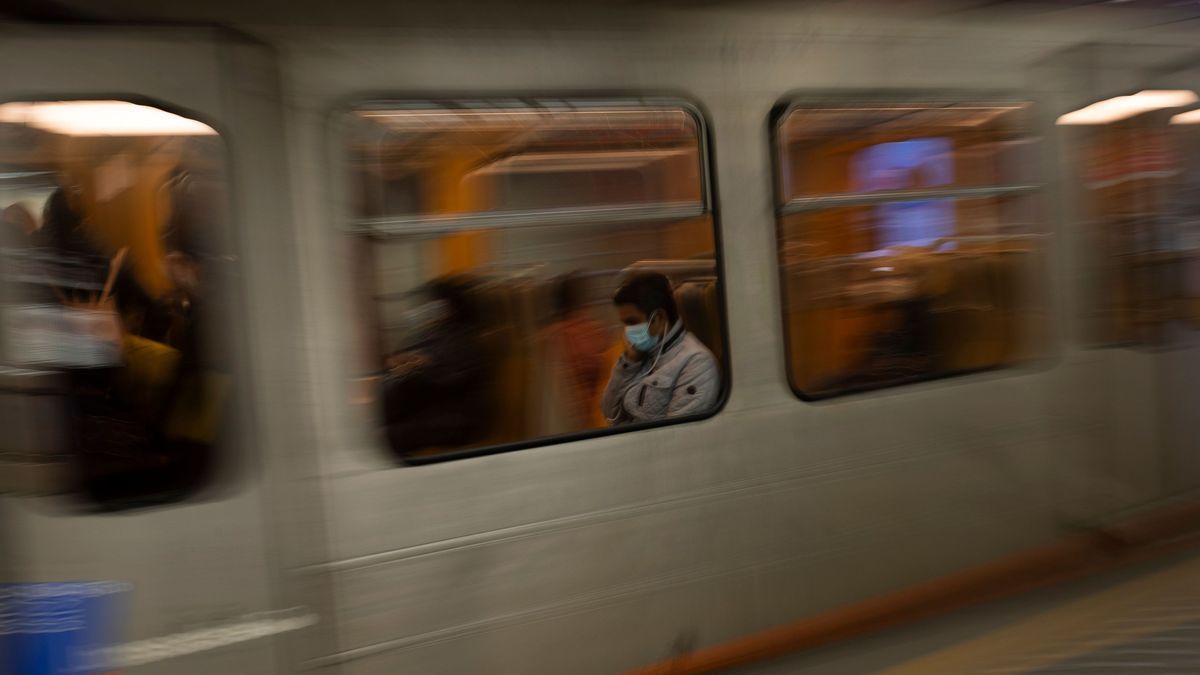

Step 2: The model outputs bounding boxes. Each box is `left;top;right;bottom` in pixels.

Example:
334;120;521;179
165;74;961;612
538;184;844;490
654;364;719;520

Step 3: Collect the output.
645;310;667;373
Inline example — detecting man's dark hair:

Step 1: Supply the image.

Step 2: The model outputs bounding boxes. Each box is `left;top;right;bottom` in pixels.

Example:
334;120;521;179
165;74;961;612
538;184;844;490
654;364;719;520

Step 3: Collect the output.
613;272;678;324
39;187;83;249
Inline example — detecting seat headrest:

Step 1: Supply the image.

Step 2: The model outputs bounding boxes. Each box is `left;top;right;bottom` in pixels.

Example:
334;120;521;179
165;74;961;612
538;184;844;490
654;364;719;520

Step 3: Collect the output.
618;259;717;286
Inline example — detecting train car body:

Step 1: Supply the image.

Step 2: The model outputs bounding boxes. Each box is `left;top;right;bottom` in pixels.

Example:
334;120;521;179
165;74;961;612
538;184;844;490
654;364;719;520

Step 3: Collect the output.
2;2;1200;673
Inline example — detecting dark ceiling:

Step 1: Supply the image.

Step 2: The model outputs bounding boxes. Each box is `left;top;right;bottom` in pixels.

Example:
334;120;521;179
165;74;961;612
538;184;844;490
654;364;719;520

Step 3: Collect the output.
2;0;1199;29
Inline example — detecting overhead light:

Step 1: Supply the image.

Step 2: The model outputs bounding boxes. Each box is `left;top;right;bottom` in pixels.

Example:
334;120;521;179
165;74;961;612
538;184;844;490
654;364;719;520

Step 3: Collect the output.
1170;109;1200;125
1056;90;1198;125
0;101;216;136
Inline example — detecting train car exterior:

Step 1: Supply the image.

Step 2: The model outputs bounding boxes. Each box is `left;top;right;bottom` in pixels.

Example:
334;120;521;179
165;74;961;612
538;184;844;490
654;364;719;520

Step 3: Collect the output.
3;3;1200;674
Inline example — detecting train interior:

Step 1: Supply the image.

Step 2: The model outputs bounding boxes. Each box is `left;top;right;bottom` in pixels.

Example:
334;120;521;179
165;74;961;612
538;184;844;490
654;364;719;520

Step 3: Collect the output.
3;3;1200;675
0;101;233;507
344;103;723;459
777;101;1049;396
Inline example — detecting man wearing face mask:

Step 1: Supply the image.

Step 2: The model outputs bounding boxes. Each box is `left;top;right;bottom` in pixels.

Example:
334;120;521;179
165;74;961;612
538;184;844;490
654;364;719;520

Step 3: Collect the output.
601;272;720;426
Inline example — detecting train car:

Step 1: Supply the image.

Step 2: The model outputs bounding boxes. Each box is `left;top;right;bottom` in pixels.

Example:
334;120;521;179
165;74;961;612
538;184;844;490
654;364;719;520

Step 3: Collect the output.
3;1;1200;673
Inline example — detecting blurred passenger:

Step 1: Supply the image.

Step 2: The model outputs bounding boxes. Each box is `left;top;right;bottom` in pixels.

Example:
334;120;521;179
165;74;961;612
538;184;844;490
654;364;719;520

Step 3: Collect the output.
601;272;720;426
381;275;492;457
37;175;222;504
34;187;155;317
542;273;607;431
35;187;108;291
33;187;127;367
150;168;211;349
2;202;37;240
1;203;37;288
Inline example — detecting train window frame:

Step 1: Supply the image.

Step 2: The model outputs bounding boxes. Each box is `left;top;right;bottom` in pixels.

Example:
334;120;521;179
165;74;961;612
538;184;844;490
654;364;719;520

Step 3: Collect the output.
0;94;244;510
768;91;1052;402
332;95;732;465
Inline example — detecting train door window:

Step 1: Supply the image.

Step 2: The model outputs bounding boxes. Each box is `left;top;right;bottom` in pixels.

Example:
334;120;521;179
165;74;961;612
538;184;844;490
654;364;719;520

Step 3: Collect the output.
772;98;1047;398
0;100;234;508
1059;93;1200;347
342;99;725;463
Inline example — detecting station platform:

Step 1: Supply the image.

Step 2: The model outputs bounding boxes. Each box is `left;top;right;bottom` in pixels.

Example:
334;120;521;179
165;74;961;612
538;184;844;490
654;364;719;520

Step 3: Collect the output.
733;545;1200;674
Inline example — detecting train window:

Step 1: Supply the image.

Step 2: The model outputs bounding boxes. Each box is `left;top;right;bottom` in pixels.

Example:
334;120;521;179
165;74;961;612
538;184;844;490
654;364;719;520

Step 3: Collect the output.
1060;97;1200;347
0;100;234;508
772;99;1047;398
342;100;725;463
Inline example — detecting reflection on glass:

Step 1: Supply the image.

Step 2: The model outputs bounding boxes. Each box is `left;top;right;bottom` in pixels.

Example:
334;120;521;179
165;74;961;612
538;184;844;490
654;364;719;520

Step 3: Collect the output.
344;102;723;461
0;100;231;507
778;102;1035;201
853;137;955;247
775;100;1044;398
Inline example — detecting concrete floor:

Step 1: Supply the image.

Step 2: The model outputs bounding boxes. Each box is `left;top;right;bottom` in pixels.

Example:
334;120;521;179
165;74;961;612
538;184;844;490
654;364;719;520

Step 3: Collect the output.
730;546;1200;675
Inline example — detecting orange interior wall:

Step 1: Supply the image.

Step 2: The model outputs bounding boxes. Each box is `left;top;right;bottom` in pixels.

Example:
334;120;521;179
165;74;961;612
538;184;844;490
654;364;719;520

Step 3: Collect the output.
425;153;493;274
60;136;180;299
784;141;879;390
662;216;715;260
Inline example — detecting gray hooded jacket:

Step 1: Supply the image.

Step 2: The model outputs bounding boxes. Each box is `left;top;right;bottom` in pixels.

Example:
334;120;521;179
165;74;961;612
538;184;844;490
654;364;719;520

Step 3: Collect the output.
601;321;720;426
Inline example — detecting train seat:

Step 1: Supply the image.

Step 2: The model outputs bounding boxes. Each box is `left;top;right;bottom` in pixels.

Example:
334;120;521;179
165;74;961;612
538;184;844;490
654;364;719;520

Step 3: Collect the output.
674;278;723;366
620;259;717;286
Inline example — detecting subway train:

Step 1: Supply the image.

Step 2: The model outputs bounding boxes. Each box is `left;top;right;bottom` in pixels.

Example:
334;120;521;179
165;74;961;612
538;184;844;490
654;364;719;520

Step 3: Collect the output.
3;1;1200;673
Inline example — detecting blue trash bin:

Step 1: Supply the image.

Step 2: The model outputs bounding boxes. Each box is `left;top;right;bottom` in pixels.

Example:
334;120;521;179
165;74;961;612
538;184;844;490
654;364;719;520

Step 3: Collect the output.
1;582;129;675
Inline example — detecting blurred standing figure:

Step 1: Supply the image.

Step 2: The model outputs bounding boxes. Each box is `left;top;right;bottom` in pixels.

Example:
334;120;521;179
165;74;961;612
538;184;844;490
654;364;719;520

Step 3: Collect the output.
2;202;37;241
601;272;720;426
542;273;607;431
35;187;108;290
381;275;491;458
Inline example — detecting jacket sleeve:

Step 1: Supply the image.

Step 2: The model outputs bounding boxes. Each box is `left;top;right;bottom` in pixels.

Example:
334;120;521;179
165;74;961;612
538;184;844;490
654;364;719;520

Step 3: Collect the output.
667;351;721;418
601;355;641;424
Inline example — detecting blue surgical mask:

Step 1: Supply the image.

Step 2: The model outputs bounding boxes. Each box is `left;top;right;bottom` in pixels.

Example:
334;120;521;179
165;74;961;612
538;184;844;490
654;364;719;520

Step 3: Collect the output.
625;316;660;353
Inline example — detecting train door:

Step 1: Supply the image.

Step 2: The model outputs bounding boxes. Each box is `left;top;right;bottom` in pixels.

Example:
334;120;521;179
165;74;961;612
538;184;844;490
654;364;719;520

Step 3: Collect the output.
1149;59;1200;497
1039;43;1200;523
0;24;321;675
